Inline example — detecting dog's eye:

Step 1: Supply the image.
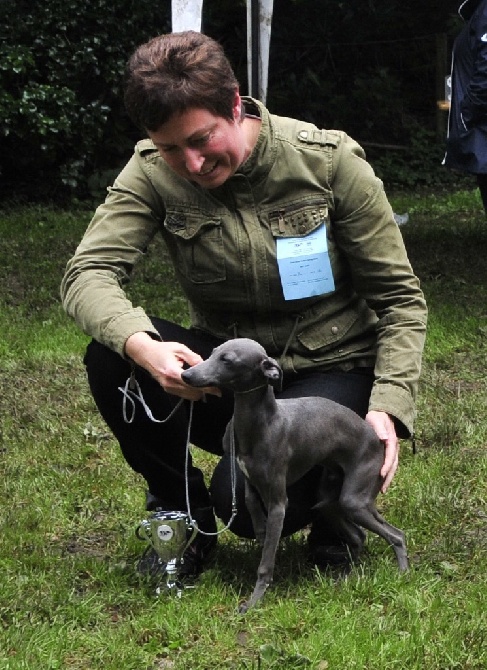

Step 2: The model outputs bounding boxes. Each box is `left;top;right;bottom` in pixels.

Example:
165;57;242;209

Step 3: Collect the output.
219;353;232;364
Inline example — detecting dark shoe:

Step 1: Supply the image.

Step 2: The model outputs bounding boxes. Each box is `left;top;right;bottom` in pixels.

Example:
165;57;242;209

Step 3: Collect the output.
179;531;217;579
307;518;365;569
308;543;355;568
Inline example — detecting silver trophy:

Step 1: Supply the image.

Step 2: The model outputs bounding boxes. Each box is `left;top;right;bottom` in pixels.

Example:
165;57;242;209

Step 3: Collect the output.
137;510;198;596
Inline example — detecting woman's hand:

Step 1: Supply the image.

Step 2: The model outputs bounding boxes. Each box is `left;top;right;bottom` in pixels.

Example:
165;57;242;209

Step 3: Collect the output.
124;332;221;400
365;410;399;493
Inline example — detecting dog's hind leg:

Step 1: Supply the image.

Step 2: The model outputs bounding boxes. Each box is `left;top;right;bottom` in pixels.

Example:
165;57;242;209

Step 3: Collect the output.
340;498;409;572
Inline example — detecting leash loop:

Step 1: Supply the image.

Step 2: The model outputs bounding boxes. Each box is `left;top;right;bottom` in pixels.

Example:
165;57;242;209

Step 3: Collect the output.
118;372;184;424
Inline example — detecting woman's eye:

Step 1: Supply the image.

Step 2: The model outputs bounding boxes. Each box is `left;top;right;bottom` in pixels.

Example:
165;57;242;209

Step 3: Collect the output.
158;144;176;154
192;134;210;147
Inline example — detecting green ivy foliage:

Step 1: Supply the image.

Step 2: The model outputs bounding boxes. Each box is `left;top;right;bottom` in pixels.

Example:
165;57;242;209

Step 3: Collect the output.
0;0;170;200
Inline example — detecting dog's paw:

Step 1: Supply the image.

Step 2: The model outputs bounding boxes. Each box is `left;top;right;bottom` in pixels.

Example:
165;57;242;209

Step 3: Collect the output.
238;599;251;614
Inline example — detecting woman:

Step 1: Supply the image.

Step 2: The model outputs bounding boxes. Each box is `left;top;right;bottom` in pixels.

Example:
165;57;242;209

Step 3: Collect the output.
61;31;427;578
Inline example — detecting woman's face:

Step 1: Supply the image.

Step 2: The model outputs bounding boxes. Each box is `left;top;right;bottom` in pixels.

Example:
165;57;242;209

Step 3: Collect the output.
148;93;250;189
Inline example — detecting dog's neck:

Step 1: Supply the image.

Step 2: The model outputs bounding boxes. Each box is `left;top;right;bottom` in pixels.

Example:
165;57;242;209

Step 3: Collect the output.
232;384;277;454
234;383;269;395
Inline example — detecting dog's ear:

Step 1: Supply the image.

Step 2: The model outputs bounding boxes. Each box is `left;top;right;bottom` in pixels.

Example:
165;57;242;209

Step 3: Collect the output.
260;357;283;391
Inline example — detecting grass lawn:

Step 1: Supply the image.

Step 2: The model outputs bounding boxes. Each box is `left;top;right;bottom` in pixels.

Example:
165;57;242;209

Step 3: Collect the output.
0;189;486;669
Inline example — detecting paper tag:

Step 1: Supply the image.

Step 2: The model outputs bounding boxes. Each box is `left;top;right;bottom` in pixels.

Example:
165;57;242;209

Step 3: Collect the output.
276;224;335;300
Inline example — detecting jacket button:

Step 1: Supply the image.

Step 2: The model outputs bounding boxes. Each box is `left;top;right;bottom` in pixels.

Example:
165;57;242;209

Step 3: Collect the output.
299;224;307;233
331;326;338;335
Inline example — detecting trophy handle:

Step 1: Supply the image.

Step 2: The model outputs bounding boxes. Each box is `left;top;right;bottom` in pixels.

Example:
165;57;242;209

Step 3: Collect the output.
136;519;152;542
183;520;198;554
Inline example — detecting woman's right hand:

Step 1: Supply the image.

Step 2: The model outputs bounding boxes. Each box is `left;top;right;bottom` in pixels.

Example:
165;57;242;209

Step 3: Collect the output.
124;331;221;400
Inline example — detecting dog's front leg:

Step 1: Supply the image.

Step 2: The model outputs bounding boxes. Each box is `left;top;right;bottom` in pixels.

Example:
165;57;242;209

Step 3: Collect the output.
239;499;286;614
244;479;267;546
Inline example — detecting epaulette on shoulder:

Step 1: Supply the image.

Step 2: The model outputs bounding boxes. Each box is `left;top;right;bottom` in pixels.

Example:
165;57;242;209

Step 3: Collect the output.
297;128;342;148
136;139;159;156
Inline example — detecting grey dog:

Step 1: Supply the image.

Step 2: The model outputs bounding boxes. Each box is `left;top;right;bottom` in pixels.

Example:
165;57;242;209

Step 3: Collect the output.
181;337;408;613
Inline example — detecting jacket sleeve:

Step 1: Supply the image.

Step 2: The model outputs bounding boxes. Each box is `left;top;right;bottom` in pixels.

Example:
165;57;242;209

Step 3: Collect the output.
461;4;487;127
330;135;428;437
60;144;164;356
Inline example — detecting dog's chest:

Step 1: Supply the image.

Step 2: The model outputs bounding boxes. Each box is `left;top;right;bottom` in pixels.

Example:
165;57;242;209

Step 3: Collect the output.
236;452;274;486
236;455;251;479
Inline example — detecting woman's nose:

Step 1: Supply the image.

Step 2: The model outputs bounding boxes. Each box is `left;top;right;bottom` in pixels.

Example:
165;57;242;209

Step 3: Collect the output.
183;148;205;173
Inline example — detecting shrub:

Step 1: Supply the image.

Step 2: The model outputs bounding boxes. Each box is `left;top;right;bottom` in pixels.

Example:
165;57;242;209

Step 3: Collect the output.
0;0;170;201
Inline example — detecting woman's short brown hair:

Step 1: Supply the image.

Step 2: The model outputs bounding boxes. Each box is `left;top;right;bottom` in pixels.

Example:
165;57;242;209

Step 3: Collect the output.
124;31;239;132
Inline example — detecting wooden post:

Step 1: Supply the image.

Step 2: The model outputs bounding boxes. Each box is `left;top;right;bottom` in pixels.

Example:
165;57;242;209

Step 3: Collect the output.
171;0;203;31
247;0;274;104
249;0;260;99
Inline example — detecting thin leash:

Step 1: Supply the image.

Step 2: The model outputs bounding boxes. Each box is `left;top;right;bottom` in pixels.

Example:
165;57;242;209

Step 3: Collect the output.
118;373;238;536
184;404;238;536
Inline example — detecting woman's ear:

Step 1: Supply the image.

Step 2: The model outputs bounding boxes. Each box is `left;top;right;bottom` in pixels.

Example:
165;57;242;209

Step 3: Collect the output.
232;90;242;121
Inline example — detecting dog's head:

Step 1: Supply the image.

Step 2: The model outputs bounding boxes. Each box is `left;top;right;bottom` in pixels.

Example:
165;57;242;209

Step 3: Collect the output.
181;338;283;393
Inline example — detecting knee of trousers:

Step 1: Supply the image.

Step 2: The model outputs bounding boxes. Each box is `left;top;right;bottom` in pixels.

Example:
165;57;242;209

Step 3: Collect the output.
84;339;130;378
209;454;318;540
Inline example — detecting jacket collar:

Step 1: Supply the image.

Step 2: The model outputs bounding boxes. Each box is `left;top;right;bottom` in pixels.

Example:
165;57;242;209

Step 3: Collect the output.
458;0;482;20
234;97;277;183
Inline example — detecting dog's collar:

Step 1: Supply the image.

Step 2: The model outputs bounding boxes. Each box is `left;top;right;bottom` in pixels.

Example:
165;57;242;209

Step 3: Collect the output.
234;384;268;395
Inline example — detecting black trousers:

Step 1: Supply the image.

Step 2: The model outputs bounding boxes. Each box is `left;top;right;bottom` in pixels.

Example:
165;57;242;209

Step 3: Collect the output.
84;317;374;539
477;174;487;215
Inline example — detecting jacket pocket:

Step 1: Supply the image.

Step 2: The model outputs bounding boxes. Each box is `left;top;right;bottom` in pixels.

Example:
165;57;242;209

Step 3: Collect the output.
266;199;330;238
298;309;359;351
164;208;226;284
297;299;377;356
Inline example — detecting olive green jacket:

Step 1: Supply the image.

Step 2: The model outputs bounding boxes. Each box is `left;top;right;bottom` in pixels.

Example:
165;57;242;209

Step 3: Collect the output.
61;98;427;436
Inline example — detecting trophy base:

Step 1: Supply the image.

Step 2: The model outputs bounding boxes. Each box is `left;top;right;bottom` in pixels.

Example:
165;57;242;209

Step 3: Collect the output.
154;559;197;598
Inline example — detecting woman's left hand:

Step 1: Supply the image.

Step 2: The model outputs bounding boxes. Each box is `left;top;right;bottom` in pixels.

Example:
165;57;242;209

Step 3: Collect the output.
365;410;399;493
